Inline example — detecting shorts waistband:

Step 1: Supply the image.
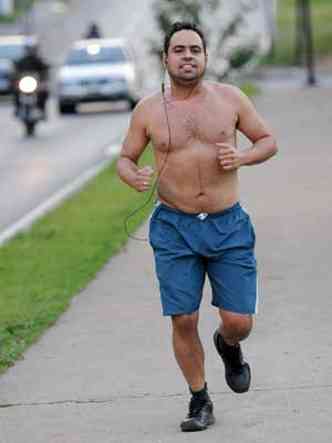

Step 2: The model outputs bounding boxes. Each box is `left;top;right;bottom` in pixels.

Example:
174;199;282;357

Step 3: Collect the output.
156;201;241;219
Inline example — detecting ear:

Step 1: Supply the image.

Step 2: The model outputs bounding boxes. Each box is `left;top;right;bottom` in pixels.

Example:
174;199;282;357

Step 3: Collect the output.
162;53;168;68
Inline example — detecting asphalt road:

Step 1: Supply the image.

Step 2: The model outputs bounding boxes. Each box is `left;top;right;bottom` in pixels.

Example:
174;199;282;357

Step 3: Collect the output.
0;98;130;231
0;0;155;234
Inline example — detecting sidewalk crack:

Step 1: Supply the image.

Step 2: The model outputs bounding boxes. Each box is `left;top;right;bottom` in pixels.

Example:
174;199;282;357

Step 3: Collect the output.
1;384;332;409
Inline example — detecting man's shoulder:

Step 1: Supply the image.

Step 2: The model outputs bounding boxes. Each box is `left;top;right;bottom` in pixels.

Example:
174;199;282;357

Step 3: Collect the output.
133;91;162;115
207;81;243;98
206;81;249;109
129;91;162;129
139;90;161;106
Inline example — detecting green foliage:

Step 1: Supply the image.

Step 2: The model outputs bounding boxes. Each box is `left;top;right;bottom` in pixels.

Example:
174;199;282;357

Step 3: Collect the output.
150;0;266;80
150;0;220;61
0;0;36;22
153;0;220;33
229;47;256;69
240;82;260;97
265;0;332;65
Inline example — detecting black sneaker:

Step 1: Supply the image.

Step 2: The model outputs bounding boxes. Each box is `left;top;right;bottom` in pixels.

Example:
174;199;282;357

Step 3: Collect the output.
213;330;251;393
180;396;215;432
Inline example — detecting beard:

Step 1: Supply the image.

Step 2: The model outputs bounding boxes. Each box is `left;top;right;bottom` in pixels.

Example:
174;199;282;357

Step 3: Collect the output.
167;63;207;88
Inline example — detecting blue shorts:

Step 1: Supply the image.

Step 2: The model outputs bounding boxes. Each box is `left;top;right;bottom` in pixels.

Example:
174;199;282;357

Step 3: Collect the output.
149;202;257;316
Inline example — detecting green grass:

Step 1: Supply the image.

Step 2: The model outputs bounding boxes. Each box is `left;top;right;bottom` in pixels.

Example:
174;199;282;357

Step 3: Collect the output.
239;82;260;97
265;0;332;65
0;148;155;373
0;0;36;22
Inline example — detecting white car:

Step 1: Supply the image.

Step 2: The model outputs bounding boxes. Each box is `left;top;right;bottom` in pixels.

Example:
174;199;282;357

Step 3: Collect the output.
56;38;141;114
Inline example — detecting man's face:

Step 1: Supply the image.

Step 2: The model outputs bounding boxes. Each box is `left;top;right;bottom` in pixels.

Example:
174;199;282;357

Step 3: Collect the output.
25;45;37;57
164;30;207;86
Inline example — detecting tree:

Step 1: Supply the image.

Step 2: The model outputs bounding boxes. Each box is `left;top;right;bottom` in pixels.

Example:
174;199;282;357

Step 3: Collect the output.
150;0;272;80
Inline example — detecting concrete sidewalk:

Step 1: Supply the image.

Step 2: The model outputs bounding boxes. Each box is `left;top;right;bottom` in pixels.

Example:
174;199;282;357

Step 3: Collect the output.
1;82;332;442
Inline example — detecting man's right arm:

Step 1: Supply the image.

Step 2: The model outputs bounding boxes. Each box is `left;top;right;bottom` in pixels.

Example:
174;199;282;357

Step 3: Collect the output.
117;100;153;192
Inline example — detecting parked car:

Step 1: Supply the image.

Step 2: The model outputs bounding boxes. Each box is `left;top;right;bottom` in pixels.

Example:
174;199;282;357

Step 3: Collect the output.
56;38;141;114
0;35;38;94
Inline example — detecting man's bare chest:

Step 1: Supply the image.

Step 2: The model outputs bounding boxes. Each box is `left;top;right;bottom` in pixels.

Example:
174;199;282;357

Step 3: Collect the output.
149;104;238;152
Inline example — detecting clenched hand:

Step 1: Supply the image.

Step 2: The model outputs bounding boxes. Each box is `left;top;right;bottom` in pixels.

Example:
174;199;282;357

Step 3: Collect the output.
135;165;154;192
217;143;245;171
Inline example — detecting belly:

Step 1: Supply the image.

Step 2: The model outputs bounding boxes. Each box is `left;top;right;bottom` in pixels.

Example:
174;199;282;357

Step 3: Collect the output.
155;142;240;213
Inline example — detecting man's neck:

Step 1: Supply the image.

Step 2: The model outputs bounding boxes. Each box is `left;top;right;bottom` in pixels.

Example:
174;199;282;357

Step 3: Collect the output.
169;81;204;101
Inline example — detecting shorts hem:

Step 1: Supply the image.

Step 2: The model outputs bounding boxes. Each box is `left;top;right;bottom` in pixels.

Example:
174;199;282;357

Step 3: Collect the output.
211;301;257;315
162;306;200;317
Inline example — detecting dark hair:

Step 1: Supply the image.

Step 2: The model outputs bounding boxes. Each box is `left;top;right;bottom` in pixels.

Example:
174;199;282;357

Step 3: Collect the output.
163;21;207;55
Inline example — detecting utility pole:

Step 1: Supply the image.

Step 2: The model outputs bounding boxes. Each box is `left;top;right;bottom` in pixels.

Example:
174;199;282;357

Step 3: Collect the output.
295;0;316;86
294;0;305;65
302;0;316;85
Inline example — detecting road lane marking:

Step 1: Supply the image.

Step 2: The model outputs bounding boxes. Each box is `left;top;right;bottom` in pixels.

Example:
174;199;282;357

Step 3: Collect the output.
0;145;121;247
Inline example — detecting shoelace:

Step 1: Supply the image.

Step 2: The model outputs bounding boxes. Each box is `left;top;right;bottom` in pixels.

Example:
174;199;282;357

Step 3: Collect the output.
188;397;207;418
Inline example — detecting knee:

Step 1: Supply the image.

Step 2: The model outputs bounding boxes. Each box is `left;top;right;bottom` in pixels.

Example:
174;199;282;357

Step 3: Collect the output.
222;313;253;341
172;313;198;337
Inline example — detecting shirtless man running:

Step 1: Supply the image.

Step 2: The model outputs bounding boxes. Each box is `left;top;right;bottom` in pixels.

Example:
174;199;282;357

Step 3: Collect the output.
117;21;277;432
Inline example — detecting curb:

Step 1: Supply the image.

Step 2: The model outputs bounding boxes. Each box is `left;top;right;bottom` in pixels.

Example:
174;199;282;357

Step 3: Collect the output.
0;145;120;247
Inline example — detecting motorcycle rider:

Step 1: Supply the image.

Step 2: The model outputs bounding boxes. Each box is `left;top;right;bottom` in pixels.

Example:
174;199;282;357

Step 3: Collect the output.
84;22;103;39
13;42;50;119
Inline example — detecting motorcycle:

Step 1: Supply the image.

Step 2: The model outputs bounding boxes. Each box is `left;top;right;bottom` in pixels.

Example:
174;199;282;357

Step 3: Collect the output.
16;73;44;136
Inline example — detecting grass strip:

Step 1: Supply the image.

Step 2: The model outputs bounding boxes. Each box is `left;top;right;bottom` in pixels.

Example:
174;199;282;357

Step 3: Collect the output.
0;0;36;23
0;148;155;373
265;0;332;65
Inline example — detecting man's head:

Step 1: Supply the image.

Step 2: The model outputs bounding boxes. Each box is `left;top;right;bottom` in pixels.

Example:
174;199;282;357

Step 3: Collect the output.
88;22;99;33
164;22;207;55
163;22;208;87
24;43;39;58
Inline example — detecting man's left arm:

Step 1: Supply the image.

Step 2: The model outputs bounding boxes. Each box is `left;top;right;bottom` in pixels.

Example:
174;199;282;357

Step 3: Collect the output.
218;88;278;171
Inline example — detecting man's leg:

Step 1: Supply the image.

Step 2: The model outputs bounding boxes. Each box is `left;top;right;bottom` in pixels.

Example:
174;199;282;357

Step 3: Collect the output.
207;206;257;393
13;90;19;116
172;312;215;431
37;91;48;119
214;310;253;393
171;311;205;391
149;205;215;430
218;309;253;345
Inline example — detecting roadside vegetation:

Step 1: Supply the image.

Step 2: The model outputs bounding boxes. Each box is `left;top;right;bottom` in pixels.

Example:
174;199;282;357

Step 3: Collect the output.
0;0;36;22
0;149;154;373
266;0;332;65
151;0;270;81
0;0;68;22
